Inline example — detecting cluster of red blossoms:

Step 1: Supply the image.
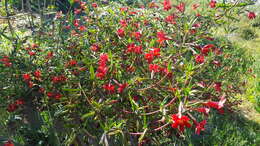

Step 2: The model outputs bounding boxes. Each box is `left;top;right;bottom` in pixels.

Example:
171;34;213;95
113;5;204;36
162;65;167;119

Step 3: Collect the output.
47;92;62;100
103;82;128;94
25;43;40;56
51;75;67;84
7;99;25;112
4;140;14;146
172;97;226;134
195;44;220;64
0;56;12;67
96;53;109;79
126;43;142;54
145;48;161;63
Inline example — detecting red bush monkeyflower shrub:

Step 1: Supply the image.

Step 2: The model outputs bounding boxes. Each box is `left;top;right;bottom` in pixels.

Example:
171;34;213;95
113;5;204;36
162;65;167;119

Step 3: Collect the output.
0;1;254;145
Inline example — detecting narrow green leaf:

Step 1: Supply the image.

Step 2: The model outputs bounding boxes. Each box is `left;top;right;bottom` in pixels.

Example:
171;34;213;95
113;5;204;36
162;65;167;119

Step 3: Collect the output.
90;65;95;80
81;111;95;120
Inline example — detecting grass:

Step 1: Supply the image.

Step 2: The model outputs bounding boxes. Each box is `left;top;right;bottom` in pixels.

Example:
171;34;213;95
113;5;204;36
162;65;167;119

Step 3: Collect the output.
213;14;260;123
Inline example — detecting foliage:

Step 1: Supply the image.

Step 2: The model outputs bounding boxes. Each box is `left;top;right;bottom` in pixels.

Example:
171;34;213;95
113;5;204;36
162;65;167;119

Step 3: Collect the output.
0;0;257;145
240;28;258;40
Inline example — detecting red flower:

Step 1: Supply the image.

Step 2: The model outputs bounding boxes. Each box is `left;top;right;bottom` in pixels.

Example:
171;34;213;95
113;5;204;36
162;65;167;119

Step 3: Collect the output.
145;53;154;63
133;96;139;101
51;75;67;84
163;0;172;11
15;99;25;105
117;28;125;37
171;114;192;132
176;2;185;13
195;120;207;135
90;44;100;52
34;70;41;78
4;140;14;146
73;19;80;27
78;25;86;31
0;56;10;62
96;66;108;79
39;87;45;93
209;0;216;8
92;3;98;8
204;97;226;113
134;45;143;54
103;84;115;94
54;93;62;99
68;60;77;67
195;54;205;64
150;48;161;57
99;53;109;66
192;23;201;28
0;56;12;67
195;107;210;116
23;73;31;82
133;32;142;40
47;92;54;98
28;81;33;88
157;31;170;44
96;54;109;79
7;103;18;112
117;83;128;93
165;15;176;24
28;51;36;56
120;20;127;27
47;92;62;100
126;43;135;53
3;62;12;67
149;64;160;73
120;7;128;12
214;82;222;92
248;12;256;19
201;44;214;55
126;44;143;54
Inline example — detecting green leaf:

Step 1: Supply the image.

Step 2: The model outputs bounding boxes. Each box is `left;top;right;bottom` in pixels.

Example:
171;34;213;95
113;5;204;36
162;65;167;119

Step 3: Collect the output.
68;0;74;5
62;88;81;92
90;65;95;80
81;111;95;120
